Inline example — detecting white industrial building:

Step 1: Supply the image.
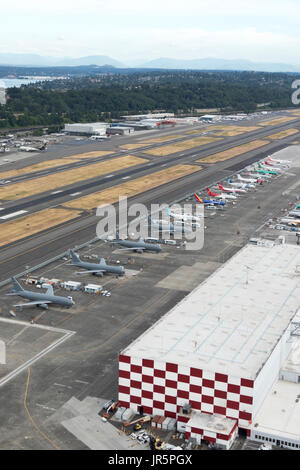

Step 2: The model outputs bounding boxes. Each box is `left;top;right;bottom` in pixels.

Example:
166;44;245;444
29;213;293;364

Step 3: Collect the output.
121;113;174;121
199;114;221;122
118;242;300;449
0;80;6;105
64;122;109;136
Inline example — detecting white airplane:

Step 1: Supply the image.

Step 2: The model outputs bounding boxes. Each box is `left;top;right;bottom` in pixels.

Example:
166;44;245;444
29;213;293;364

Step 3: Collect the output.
19;143;47;152
267;156;291;166
19;146;40;152
217;182;247;194
288;211;300;218
280;217;300;226
261;161;283;172
166;206;204;222
237;174;257;184
227;179;249;190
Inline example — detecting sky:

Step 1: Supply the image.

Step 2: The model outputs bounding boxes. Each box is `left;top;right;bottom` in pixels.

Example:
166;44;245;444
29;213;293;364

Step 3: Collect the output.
1;0;300;65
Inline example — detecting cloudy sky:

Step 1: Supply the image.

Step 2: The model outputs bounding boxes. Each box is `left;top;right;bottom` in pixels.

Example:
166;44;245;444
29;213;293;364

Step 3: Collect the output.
1;0;300;64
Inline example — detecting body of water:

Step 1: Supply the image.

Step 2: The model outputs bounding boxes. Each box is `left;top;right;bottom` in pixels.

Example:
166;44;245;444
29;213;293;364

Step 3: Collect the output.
1;78;45;88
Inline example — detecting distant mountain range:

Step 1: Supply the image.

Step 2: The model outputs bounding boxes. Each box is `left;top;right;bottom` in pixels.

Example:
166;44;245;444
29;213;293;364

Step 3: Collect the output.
1;53;300;73
137;57;300;73
0;53;124;68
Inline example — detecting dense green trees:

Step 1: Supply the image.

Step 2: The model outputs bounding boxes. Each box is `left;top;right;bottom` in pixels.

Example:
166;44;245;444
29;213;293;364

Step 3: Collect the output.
0;70;299;129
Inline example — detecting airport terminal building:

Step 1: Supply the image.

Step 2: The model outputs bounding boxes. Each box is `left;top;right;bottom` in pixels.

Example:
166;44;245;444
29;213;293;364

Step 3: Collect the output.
118;242;300;449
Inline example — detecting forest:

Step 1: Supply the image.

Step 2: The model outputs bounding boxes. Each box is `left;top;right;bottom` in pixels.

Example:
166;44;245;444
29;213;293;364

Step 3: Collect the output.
0;69;299;129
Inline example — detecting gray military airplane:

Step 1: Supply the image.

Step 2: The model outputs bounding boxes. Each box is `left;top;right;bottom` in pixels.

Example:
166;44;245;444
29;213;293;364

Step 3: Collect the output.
110;234;162;253
7;277;75;309
68;250;125;276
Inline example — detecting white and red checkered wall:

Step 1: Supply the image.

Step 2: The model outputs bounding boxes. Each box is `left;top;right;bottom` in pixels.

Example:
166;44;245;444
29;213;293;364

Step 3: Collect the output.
118;354;254;430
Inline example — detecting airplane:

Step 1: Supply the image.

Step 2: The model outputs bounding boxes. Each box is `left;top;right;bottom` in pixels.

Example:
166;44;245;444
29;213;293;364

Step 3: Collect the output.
194;193;226;206
288;211;300;218
279;218;300;226
257;162;279;173
149;218;193;233
262;161;283;172
237;174;258;184
110;234;162;253
19;143;47;152
166;206;203;222
218;182;247;194
68;250;125;276
246;170;272;180
252;166;277;176
7;277;75;309
267;156;291;166
206;188;237;200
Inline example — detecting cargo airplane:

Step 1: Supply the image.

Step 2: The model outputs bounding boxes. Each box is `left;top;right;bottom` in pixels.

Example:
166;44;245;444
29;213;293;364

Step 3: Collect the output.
68;250;125;276
110;234;162;253
7;277;75;309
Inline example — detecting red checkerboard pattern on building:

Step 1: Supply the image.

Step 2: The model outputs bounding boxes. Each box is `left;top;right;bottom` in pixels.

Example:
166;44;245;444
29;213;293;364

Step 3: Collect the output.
118;355;254;429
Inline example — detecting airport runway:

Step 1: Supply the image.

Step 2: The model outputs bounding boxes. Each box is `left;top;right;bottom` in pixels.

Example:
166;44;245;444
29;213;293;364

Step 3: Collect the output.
0;114;299;282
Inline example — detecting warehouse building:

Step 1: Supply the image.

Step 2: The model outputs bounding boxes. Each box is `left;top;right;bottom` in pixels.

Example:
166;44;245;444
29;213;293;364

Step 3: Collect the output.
118;242;300;449
64;122;109;136
121;113;175;121
199;114;221;122
108;126;134;136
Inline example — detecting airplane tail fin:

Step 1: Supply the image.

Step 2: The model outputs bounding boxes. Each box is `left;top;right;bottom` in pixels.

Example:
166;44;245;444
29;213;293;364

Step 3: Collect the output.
194;193;202;203
166;206;171;217
44;284;54;296
218;183;224;190
100;258;106;265
70;250;81;263
11;277;24;292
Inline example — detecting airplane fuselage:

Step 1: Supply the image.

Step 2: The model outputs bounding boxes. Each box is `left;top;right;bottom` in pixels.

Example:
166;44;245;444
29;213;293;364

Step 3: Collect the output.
73;260;125;275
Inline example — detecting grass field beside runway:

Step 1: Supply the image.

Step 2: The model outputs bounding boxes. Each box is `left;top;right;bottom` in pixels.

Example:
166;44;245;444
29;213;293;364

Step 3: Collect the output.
0;155;148;201
265;129;300;140
0;151;114;180
0;158;85;180
63;151;113;159
197;140;269;163
142;137;221;156
64;164;202;210
259;117;298;126
120;143;152;150
140;134;187;143
0;208;83;247
203;125;260;136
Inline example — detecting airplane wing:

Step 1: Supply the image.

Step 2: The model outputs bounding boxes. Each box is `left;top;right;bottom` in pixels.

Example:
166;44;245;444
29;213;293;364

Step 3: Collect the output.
13;300;52;307
75;270;105;274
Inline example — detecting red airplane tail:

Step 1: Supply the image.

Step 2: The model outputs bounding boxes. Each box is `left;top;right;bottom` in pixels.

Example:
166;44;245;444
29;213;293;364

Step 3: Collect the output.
194;193;202;203
217;182;224;190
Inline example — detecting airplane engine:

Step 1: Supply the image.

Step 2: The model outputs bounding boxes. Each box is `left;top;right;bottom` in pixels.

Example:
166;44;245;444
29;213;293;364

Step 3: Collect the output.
39;303;49;309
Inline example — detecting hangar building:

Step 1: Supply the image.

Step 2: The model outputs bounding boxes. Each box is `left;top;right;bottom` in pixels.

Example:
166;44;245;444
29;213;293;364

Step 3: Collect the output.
118;242;300;449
